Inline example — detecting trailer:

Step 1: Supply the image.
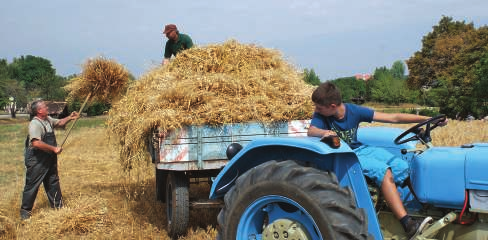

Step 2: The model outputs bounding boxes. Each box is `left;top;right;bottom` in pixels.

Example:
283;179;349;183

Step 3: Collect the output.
148;120;310;237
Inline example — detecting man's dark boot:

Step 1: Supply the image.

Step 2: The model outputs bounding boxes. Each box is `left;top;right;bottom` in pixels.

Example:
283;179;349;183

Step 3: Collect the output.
20;209;31;221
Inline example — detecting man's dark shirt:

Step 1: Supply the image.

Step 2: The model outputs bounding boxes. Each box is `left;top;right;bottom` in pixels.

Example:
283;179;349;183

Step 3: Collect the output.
164;33;193;58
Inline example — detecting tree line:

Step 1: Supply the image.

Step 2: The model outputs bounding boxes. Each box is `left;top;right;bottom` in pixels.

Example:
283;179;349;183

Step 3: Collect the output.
303;16;488;119
0;56;67;117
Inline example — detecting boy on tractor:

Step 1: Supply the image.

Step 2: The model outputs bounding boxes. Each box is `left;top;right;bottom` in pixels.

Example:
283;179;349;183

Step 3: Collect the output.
307;82;448;239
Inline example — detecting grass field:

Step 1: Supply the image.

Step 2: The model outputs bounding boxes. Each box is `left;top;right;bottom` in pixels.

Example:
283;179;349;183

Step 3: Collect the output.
0;116;486;239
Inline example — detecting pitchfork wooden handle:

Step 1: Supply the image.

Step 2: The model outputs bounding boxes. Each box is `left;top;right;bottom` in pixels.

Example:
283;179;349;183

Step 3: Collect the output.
60;92;92;148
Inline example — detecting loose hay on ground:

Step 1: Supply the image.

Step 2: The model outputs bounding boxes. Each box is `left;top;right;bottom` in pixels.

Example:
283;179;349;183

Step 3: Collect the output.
107;40;315;170
25;195;111;237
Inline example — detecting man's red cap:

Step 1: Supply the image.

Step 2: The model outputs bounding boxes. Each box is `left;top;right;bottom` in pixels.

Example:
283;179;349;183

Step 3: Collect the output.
163;24;177;34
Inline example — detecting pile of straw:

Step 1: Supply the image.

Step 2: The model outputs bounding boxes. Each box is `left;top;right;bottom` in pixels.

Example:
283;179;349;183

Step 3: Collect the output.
107;40;315;170
65;57;129;103
28;196;111;237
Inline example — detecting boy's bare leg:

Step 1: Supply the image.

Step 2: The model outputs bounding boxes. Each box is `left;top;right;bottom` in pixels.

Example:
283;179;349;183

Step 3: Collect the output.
381;169;407;219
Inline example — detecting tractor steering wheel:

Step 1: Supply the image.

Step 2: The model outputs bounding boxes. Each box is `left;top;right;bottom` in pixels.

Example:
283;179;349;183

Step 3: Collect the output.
394;114;446;145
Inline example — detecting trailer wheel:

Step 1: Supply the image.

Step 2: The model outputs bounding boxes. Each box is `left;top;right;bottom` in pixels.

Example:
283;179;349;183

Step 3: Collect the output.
166;171;189;238
217;160;369;240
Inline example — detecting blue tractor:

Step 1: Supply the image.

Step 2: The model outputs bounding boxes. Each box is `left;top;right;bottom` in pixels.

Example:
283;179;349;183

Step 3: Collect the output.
209;115;488;239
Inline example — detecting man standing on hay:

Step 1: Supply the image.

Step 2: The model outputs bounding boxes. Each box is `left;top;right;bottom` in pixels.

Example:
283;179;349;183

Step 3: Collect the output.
307;82;448;239
20;100;79;220
162;24;193;65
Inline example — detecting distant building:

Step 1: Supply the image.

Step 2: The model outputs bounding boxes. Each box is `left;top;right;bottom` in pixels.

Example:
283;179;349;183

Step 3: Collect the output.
355;73;372;81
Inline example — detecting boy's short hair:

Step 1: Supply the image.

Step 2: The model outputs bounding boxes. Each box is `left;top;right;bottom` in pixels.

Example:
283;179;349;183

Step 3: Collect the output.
311;82;342;106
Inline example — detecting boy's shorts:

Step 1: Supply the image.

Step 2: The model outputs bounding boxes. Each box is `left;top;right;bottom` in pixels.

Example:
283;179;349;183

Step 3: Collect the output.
354;145;409;187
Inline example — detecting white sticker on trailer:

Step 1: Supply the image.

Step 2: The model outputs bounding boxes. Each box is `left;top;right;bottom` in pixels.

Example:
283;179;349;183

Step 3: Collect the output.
288;120;310;136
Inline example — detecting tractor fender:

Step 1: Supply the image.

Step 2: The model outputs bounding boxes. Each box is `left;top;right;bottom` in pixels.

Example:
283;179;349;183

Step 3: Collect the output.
209;136;383;238
210;136;355;199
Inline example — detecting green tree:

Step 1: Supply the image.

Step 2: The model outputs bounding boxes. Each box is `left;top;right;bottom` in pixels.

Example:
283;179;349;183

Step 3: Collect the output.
407;16;475;88
0;79;27;118
407;16;488;118
0;59;27;115
390;60;406;79
0;59;9;79
7;55;70;102
331;77;366;103
369;68;394;103
303;68;321;86
368;66;419;105
0;59;9;107
473;51;488;117
36;74;67;101
9;55;56;91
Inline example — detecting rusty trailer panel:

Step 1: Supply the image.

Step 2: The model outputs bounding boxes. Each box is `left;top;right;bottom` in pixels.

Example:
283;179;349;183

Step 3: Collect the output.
150;120;310;171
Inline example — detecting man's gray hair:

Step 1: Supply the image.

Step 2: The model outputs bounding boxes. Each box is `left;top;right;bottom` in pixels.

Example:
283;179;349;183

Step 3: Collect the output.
30;100;44;117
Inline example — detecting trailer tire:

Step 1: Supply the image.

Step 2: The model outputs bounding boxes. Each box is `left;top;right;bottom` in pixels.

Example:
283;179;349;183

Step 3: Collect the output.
217;160;369;240
166;172;189;238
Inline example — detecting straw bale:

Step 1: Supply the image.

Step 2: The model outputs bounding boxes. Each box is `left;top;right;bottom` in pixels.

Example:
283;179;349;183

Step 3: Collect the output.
107;40;314;170
28;196;111;236
65;57;129;102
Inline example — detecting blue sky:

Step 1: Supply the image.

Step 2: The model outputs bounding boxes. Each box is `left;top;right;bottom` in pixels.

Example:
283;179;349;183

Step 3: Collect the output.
1;0;488;80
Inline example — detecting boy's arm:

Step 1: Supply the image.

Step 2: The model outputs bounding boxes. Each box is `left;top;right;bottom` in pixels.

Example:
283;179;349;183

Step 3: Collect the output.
307;125;337;138
373;112;431;124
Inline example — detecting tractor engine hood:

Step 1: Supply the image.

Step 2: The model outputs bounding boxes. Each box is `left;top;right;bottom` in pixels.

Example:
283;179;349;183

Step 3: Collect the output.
466;143;488;190
410;143;488;209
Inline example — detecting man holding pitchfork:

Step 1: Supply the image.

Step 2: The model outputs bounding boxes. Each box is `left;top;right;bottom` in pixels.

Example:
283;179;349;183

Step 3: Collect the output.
20;100;79;220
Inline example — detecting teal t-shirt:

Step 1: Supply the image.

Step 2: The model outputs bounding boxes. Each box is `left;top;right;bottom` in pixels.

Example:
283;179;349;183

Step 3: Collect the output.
164;33;193;58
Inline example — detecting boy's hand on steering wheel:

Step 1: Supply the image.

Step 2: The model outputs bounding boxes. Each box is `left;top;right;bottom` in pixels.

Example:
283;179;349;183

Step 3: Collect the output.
435;117;448;127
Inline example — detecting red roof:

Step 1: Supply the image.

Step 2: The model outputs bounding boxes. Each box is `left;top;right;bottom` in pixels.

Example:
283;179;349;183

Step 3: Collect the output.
355;74;372;81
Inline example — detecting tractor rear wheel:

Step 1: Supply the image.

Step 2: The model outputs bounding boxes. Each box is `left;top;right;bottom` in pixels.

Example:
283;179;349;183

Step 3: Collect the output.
217;160;369;240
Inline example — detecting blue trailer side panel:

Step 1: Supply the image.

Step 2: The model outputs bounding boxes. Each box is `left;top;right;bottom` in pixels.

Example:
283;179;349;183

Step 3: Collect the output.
154;121;310;170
